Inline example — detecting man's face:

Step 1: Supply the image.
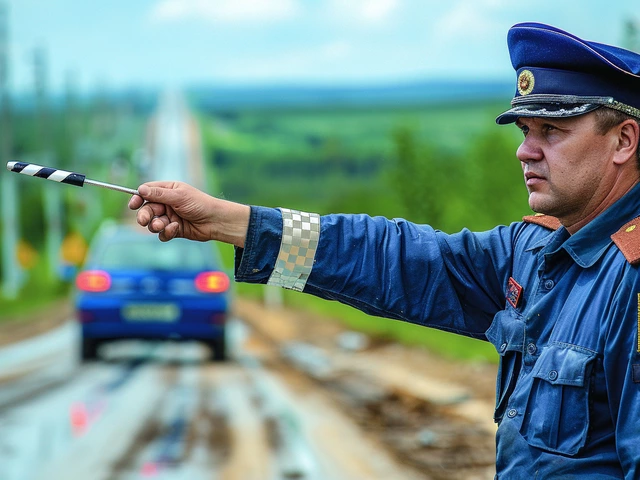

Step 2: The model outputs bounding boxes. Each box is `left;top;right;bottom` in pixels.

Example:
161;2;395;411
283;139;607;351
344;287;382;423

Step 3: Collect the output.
515;112;619;224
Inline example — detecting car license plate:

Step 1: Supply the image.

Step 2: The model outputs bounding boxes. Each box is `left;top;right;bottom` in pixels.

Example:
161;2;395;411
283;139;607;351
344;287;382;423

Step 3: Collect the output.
122;303;180;322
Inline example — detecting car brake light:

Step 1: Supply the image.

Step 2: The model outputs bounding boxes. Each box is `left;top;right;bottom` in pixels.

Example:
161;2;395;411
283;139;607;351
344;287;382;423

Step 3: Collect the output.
210;312;227;324
78;310;95;323
195;271;230;293
76;270;111;292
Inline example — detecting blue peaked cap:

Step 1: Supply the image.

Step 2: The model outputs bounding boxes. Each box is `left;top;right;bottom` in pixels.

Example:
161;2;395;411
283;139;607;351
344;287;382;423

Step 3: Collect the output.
496;22;640;124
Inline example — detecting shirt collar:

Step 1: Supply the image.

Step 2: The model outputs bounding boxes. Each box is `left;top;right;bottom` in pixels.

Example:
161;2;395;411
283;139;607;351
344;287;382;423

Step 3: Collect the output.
525;227;562;253
546;181;640;268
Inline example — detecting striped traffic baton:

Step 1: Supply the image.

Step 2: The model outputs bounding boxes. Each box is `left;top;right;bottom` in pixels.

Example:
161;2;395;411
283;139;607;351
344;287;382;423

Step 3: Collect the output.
6;161;139;195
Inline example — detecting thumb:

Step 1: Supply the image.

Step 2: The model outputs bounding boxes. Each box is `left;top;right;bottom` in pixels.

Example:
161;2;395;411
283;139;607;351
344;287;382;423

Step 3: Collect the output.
138;182;183;205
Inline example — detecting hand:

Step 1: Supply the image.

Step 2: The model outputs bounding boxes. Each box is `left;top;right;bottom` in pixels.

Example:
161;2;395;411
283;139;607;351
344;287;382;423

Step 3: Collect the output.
128;181;250;247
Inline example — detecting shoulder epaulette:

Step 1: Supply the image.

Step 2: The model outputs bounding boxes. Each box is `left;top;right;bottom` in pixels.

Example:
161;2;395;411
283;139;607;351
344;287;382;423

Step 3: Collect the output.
611;216;640;265
522;214;562;230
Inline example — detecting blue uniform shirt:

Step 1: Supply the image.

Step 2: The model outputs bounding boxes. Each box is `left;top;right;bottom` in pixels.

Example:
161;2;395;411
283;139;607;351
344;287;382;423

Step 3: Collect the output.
235;183;640;479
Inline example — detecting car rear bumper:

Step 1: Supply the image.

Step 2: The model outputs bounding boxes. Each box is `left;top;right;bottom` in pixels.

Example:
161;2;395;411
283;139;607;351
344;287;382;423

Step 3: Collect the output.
77;302;227;341
80;321;225;341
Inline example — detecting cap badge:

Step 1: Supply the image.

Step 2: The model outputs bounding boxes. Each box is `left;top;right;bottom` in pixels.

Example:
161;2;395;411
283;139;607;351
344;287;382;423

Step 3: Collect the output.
517;70;535;96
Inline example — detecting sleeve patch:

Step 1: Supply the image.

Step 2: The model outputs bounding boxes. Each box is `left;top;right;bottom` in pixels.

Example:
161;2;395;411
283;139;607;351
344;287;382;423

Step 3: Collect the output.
267;208;320;292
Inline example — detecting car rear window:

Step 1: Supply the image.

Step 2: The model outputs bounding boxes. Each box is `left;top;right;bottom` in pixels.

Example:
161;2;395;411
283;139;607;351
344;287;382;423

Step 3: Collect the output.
94;239;212;270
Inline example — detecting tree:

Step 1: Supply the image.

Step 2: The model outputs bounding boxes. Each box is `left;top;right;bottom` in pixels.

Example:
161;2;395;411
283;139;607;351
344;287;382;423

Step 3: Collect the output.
389;126;460;230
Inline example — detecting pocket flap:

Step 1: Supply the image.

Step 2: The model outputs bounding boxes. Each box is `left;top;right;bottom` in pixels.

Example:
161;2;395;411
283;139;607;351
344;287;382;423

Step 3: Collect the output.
532;343;597;387
485;309;525;355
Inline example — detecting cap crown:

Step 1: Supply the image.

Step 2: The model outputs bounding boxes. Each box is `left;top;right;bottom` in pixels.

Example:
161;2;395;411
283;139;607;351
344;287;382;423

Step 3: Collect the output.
496;22;640;124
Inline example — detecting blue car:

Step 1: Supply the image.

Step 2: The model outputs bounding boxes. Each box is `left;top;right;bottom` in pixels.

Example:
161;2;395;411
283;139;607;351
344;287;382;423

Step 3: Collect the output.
75;222;231;361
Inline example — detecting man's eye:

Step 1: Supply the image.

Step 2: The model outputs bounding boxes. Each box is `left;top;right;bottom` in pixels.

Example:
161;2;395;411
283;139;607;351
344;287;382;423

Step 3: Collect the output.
520;125;529;136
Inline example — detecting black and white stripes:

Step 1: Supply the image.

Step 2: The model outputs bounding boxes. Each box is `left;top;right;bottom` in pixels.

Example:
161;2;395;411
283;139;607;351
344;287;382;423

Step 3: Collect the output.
7;161;139;195
6;161;86;187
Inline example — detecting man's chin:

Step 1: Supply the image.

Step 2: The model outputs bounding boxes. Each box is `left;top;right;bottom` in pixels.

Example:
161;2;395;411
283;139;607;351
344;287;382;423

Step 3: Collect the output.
528;195;557;217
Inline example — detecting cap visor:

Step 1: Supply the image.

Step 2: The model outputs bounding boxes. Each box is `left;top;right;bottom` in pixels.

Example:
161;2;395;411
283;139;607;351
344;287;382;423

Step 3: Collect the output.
495;103;601;125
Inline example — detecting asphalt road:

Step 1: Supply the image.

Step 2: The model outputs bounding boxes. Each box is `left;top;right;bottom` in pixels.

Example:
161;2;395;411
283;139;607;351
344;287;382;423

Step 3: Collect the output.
0;314;439;480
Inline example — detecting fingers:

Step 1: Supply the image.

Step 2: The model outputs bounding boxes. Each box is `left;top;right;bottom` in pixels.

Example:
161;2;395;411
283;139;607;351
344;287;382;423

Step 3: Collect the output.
158;222;180;242
128;181;193;242
135;202;179;241
138;208;179;241
135;202;168;227
149;215;172;233
127;194;144;210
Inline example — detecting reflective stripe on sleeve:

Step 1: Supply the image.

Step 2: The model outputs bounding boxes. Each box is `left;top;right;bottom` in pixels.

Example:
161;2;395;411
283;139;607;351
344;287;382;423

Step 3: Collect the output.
267;208;320;292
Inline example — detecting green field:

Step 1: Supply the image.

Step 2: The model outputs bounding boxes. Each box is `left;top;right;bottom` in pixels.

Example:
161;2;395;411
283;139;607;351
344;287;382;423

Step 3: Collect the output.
199;101;529;227
199;99;532;363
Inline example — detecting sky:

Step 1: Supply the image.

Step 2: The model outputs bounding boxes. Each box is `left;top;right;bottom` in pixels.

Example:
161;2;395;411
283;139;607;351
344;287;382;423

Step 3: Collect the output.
4;0;640;94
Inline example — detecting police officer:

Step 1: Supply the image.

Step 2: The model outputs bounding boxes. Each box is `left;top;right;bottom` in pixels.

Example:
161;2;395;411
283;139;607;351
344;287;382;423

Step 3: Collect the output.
129;23;640;478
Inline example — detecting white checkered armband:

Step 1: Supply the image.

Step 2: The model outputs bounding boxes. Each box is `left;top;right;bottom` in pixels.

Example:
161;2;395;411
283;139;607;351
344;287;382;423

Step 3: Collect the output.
267;208;320;292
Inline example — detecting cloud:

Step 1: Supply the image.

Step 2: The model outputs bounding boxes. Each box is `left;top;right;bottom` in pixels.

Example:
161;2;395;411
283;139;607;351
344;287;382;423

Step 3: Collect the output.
328;0;401;26
321;40;353;60
149;0;300;25
422;0;524;76
361;0;401;23
216;40;356;81
434;1;498;40
433;0;534;41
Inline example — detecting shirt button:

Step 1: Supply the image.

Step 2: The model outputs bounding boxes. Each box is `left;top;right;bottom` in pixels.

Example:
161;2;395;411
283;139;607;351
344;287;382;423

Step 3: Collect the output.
544;279;555;290
526;342;537;355
500;343;507;352
548;370;558;381
507;408;518;418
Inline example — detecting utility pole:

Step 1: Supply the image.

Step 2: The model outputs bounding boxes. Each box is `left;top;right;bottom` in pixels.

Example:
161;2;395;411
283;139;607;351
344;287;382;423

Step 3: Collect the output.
624;18;640;53
0;1;21;298
33;46;63;280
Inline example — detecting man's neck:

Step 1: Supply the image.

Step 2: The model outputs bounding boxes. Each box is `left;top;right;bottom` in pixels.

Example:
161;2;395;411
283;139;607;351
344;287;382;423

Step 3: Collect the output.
563;178;640;234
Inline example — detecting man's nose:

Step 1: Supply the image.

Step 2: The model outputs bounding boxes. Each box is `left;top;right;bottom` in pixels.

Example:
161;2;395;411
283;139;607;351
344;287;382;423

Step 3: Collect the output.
516;135;543;163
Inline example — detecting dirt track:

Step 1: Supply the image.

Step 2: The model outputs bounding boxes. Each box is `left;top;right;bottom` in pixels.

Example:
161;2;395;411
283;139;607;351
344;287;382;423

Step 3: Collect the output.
236;297;498;479
0;295;498;479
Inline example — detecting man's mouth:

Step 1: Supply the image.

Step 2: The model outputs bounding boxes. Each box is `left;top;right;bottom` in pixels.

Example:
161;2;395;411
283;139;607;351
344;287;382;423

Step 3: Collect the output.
524;172;545;187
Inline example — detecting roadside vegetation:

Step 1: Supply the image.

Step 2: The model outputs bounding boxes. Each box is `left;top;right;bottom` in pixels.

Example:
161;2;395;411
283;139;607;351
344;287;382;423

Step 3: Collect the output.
1;93;529;362
0;96;152;322
199;99;531;362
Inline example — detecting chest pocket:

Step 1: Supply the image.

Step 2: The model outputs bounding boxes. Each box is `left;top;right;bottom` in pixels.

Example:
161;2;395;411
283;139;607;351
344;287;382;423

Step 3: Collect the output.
485;309;525;423
520;342;597;456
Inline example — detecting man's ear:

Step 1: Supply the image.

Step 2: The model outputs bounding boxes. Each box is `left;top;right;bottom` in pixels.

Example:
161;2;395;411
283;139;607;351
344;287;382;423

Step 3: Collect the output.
613;119;640;166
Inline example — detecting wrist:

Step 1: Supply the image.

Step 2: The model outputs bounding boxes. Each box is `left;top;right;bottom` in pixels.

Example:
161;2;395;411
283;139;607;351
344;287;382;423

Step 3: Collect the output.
210;200;250;247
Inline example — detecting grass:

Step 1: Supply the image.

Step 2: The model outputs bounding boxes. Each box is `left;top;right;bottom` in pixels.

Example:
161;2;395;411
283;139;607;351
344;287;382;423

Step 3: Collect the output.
283;288;497;363
206;100;510;364
230;265;498;364
0;290;69;324
201;100;514;212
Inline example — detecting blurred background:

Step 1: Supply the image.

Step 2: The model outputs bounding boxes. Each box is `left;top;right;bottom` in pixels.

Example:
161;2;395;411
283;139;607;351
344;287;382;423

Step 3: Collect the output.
0;1;639;479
